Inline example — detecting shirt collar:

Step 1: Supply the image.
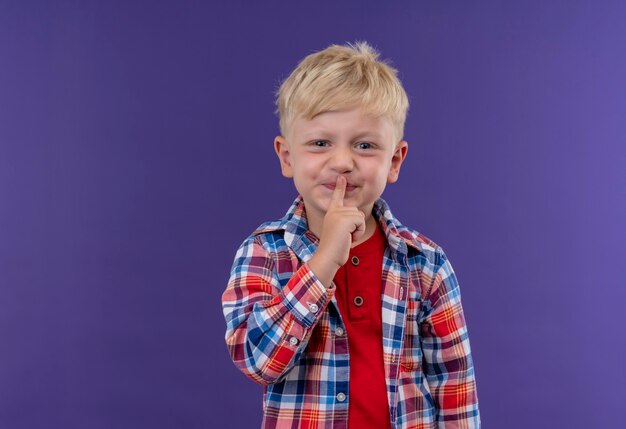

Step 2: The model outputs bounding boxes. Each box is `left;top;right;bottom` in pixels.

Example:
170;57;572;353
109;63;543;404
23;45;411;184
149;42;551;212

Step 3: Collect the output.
252;195;425;260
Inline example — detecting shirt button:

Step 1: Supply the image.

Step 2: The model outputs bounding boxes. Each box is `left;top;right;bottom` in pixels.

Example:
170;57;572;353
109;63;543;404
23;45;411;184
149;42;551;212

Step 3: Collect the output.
308;303;319;313
335;327;345;337
350;256;360;266
336;392;346;402
353;296;364;307
289;336;299;346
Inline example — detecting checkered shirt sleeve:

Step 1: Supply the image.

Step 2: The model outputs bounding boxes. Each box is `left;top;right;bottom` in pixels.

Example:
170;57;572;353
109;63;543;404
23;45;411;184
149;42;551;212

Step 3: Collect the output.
419;248;480;426
221;235;332;386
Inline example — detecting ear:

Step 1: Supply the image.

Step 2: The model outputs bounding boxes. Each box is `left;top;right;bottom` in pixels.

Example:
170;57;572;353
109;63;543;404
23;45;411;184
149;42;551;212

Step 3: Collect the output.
274;136;294;178
387;140;408;183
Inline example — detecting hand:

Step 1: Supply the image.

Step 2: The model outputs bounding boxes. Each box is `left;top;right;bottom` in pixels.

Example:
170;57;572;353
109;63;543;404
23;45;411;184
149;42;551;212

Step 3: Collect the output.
308;176;366;286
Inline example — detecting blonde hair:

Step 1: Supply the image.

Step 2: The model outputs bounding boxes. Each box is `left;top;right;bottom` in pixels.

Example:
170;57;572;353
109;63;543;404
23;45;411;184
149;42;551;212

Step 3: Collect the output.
275;41;409;142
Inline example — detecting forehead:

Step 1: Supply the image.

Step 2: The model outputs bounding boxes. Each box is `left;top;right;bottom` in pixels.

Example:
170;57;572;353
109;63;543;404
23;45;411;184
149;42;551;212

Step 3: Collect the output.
290;108;394;140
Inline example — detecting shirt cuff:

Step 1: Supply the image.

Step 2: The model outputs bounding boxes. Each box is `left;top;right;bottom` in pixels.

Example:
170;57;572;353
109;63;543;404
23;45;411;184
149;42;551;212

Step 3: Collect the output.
279;261;334;328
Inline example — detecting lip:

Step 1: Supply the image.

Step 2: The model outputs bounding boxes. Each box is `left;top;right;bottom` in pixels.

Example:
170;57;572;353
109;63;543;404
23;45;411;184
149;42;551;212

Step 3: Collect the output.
323;183;358;191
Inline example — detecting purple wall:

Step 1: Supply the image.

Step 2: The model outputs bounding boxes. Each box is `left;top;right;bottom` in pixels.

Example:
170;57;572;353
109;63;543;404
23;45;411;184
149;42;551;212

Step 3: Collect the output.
1;1;624;427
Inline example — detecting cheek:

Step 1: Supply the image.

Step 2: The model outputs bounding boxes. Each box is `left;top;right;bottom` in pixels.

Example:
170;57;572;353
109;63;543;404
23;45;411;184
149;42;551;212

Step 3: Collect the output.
298;159;322;177
292;165;319;188
366;162;389;182
373;170;391;189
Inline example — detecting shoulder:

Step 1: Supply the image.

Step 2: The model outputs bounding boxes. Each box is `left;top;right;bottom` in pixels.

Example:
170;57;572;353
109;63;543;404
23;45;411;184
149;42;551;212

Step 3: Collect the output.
234;218;289;257
378;199;450;274
377;199;442;256
394;222;459;304
404;226;450;274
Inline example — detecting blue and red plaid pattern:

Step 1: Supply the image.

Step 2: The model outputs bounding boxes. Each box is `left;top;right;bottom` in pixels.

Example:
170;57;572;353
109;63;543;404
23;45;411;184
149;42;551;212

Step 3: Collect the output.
222;195;480;428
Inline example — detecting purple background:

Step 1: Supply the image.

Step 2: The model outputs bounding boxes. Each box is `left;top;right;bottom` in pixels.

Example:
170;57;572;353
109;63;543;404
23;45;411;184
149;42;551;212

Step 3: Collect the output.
1;1;625;428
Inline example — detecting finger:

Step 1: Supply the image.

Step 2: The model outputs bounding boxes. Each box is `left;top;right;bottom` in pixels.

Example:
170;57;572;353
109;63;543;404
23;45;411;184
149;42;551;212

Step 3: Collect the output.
348;211;366;233
354;213;366;232
350;216;366;243
330;176;346;208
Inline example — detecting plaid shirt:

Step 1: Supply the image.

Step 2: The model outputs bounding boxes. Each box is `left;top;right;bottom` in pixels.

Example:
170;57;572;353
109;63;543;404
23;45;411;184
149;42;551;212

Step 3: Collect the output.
222;195;480;428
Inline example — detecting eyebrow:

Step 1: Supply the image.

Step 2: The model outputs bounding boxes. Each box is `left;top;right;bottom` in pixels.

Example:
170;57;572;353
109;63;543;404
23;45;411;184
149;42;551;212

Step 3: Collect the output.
300;130;384;140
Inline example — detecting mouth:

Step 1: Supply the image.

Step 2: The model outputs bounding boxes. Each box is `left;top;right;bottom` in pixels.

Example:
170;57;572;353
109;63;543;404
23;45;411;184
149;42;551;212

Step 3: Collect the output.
323;183;358;192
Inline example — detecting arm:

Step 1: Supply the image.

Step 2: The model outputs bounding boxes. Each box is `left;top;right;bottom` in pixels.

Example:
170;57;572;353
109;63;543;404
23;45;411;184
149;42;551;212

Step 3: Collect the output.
222;178;365;386
221;236;334;386
419;248;480;427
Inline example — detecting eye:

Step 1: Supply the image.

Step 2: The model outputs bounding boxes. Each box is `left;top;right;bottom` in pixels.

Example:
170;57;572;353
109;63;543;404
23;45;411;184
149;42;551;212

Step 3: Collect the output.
356;142;373;150
311;140;329;147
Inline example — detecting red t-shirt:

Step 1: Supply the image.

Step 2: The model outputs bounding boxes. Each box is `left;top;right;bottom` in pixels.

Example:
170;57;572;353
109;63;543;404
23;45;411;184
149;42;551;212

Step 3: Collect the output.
332;223;392;429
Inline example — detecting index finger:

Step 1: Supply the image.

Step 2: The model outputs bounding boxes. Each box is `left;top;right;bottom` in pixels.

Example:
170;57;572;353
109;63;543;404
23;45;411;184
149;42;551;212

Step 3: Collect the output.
330;176;346;208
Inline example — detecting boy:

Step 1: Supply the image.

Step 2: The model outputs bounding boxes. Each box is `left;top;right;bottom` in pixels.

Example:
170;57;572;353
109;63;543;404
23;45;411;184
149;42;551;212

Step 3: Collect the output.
222;42;480;428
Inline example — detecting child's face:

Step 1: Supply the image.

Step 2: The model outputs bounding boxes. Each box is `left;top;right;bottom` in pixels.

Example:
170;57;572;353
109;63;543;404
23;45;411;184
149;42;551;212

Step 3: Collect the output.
274;107;408;229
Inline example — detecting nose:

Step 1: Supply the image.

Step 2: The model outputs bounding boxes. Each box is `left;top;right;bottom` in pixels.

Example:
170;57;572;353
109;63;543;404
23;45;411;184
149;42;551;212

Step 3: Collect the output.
328;145;354;173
